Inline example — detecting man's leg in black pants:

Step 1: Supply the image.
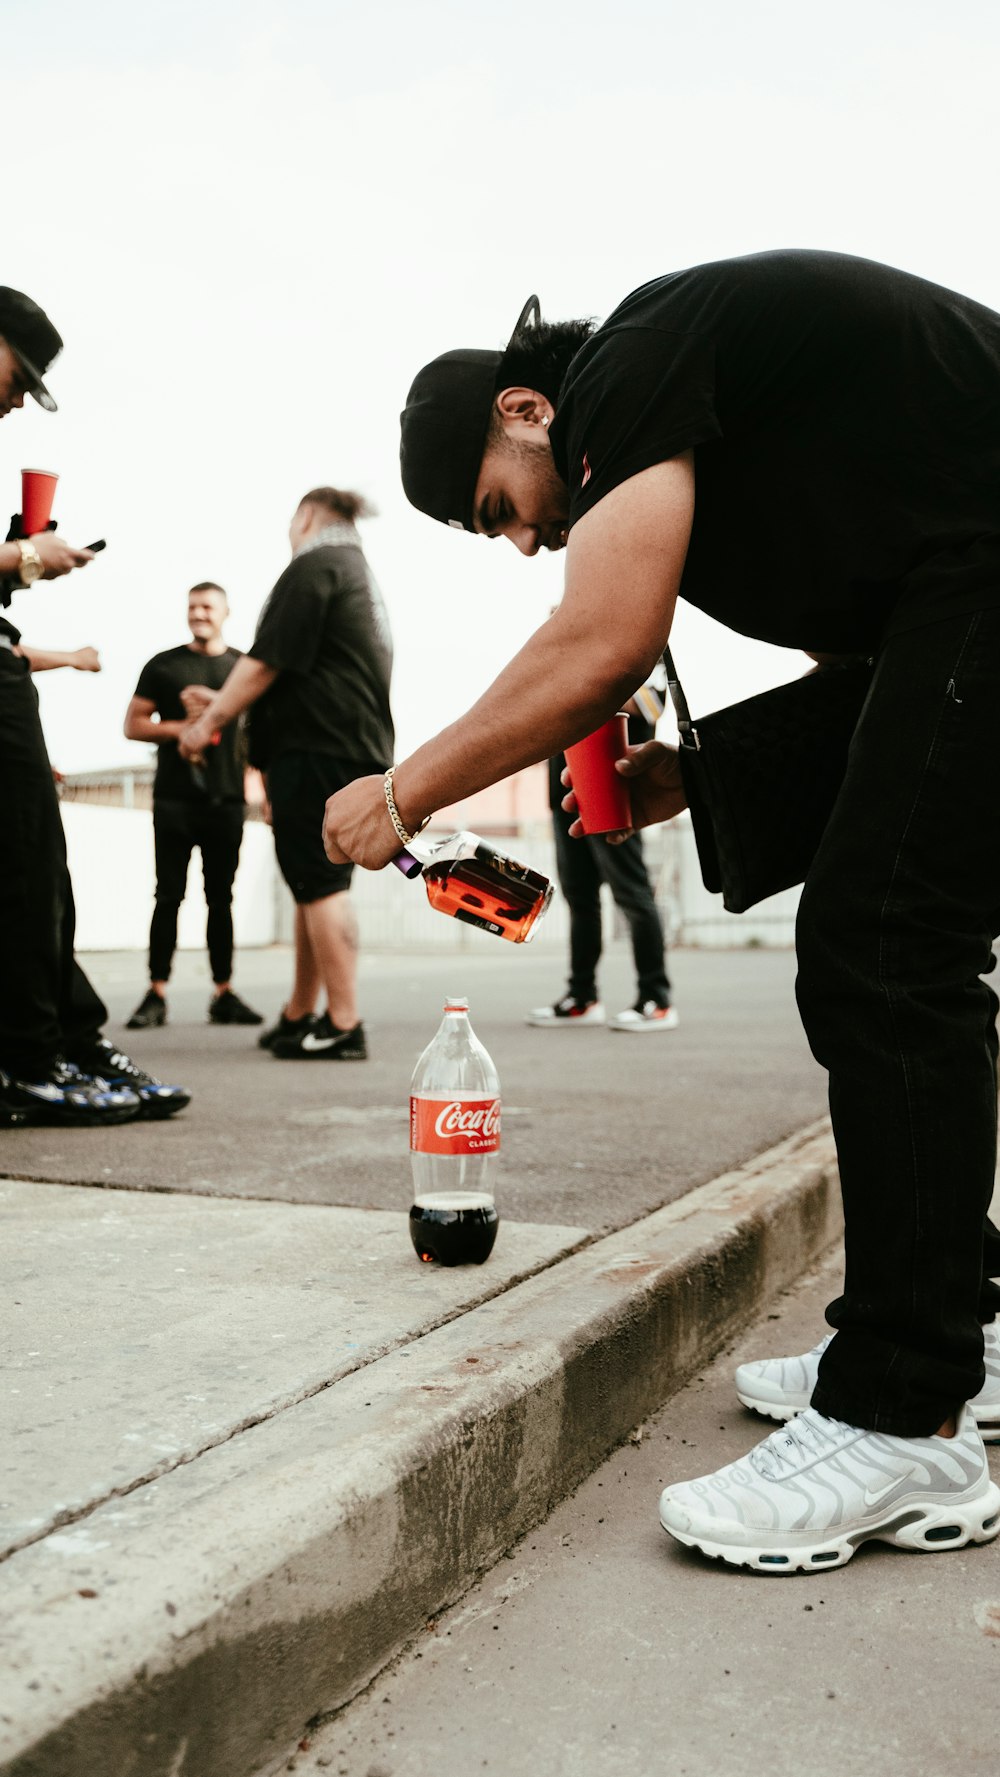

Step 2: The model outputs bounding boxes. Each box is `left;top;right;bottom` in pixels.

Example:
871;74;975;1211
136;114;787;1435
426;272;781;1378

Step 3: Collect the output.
551;795;604;1004
0;659;84;1076
197;803;244;985
60;959;109;1058
149;800;196;986
797;609;1000;1435
591;830;672;1008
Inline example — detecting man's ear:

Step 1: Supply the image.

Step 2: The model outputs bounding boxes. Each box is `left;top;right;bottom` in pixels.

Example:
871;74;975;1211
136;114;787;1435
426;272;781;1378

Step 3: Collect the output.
494;386;555;434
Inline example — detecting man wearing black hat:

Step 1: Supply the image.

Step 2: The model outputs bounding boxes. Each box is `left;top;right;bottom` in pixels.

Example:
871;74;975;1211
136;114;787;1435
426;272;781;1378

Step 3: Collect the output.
0;288;96;588
0;286;190;1125
322;252;1000;1577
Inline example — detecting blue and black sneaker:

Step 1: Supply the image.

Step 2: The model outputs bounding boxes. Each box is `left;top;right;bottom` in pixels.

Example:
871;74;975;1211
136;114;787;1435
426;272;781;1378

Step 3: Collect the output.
72;1038;191;1120
0;1058;141;1127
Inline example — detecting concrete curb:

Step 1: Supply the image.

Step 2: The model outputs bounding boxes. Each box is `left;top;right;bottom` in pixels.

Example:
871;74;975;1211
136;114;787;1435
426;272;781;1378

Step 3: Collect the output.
2;1120;841;1777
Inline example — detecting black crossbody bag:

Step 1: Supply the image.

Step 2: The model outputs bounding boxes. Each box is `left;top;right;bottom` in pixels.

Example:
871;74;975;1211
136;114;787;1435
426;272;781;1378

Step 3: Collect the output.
663;649;874;915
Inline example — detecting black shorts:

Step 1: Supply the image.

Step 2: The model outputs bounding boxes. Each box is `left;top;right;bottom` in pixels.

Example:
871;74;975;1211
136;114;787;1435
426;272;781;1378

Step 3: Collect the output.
267;751;383;905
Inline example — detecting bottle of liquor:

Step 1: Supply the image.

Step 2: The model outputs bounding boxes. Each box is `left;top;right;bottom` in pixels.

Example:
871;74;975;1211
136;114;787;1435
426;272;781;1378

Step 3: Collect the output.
393;830;553;943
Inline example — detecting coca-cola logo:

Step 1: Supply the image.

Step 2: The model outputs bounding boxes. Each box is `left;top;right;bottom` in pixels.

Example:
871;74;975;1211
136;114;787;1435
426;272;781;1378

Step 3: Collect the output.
433;1099;501;1141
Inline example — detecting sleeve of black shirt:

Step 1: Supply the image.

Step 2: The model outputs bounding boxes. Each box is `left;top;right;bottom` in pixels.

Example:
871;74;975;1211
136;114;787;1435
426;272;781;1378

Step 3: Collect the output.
133;655;162;704
249;556;329;676
555;325;722;529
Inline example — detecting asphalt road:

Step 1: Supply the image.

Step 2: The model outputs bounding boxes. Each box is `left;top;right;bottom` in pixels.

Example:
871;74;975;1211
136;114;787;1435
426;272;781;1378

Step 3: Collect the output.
2;943;828;1233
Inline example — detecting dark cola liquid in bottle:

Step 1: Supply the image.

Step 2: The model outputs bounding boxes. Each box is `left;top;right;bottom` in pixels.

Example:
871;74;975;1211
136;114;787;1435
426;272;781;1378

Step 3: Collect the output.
409;997;500;1266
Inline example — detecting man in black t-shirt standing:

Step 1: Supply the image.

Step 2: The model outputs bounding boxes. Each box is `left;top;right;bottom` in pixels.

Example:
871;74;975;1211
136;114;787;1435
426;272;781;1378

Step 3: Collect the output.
180;487;393;1060
124;581;262;1030
322;253;1000;1575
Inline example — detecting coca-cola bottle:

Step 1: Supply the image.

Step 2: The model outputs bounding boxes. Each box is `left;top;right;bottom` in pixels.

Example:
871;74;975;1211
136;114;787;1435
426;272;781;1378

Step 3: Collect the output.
409;996;500;1265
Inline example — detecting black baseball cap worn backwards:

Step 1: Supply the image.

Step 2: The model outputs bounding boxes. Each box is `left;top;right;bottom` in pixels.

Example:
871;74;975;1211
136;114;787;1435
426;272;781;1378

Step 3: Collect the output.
0;287;62;412
400;295;541;533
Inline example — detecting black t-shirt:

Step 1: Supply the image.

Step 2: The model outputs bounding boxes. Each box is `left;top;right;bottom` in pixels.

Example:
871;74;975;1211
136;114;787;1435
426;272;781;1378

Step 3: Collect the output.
134;644;244;803
247;540;394;769
548;250;1000;655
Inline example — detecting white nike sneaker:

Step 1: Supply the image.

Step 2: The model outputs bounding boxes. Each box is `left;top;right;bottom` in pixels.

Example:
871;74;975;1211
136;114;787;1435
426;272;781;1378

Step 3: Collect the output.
609;999;679;1032
658;1405;1000;1573
734;1334;833;1421
735;1322;1000;1442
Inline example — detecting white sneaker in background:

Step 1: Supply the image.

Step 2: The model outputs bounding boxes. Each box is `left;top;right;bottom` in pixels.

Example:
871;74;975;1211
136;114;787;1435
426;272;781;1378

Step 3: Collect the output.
736;1322;1000;1441
609;1000;679;1032
735;1334;833;1420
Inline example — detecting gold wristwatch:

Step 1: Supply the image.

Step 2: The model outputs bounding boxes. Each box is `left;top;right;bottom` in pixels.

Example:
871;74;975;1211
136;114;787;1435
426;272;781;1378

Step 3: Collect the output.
16;539;44;586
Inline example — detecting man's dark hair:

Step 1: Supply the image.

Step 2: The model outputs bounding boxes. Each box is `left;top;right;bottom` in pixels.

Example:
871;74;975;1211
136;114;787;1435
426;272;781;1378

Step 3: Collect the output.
494;317;597;406
188;580;227;599
299;486;376;522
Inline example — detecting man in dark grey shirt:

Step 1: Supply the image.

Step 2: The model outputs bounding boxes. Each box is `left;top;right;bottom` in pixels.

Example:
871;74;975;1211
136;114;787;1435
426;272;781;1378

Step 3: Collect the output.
181;485;393;1061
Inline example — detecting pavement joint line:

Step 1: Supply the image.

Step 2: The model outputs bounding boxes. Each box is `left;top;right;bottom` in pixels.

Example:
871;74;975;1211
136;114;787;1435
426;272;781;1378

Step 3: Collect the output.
0;1201;595;1570
1;1117;841;1777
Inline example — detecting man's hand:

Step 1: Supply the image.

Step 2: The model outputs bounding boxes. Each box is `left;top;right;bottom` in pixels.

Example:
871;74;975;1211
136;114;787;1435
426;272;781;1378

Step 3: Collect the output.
323;774;401;869
562;740;687;842
71;646;101;673
179;684;215;714
178;713;215;762
33;533;95;579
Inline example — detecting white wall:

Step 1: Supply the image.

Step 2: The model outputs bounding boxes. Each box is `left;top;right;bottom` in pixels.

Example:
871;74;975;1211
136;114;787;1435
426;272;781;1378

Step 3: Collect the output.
62;803;799;954
61;804;279;954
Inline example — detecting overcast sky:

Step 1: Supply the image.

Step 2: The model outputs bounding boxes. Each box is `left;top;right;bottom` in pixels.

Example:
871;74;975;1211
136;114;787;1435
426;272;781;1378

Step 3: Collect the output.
7;0;1000;772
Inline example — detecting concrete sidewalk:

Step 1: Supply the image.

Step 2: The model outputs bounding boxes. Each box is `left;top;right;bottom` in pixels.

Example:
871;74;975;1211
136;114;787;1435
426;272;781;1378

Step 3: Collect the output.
310;1247;1000;1777
1;1121;842;1777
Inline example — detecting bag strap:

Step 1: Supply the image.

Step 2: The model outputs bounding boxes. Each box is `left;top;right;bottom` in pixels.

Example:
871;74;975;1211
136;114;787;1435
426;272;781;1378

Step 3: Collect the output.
663;646;700;752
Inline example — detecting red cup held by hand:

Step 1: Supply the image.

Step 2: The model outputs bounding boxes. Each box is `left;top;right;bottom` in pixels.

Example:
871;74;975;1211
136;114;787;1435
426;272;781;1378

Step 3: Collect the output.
21;468;58;536
564;714;633;835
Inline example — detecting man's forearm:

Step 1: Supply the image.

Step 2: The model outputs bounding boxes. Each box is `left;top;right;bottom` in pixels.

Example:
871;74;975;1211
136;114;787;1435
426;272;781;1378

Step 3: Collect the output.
126;714;187;742
200;656;279;727
16;645;73;672
391;457;693;832
391;615;651;831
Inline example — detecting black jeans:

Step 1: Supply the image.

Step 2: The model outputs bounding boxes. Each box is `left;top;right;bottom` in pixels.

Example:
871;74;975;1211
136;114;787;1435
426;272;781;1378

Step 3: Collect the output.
550;767;671;1007
796;608;1000;1435
150;798;245;983
0;652;107;1075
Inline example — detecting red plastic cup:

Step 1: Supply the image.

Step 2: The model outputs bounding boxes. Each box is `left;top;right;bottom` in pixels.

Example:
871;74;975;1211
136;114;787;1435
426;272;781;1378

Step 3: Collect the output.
564;714;633;835
21;468;58;536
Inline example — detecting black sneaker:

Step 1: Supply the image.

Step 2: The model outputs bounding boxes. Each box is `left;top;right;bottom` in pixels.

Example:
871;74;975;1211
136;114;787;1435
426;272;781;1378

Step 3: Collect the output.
0;1059;141;1127
258;1010;319;1051
271;1012;367;1060
72;1038;191;1120
209;988;265;1026
125;988;167;1030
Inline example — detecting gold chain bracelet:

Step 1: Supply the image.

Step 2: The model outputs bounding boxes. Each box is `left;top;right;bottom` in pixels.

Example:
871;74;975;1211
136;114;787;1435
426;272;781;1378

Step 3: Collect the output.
384;767;429;847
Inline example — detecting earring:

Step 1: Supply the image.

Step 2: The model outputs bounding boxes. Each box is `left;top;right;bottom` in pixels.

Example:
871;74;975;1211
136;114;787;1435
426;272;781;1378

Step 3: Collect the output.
542;415;549;427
